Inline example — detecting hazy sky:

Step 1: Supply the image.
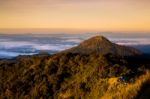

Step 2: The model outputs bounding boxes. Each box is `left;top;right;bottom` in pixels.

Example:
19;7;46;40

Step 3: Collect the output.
0;0;150;33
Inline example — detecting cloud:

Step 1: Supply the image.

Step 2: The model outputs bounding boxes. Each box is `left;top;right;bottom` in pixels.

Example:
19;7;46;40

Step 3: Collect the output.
32;44;73;51
0;50;36;58
112;38;150;45
0;41;34;48
0;38;75;52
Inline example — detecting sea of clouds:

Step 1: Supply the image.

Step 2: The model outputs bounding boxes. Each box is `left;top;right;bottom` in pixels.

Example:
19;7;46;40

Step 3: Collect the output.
0;33;150;58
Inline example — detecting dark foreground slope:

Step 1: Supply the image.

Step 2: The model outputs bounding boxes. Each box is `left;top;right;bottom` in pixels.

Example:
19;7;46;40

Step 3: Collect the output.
0;36;150;99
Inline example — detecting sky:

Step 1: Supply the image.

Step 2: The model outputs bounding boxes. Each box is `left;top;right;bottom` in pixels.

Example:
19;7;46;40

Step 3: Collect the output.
0;0;150;33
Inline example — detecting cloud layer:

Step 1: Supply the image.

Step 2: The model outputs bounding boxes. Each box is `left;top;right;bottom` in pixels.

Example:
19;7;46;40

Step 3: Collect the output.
0;33;150;58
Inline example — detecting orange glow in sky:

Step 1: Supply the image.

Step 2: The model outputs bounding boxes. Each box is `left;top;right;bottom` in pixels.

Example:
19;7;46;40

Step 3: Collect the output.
0;0;150;33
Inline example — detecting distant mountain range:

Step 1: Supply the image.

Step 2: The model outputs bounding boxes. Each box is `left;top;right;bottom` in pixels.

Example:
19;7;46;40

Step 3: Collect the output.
63;36;142;56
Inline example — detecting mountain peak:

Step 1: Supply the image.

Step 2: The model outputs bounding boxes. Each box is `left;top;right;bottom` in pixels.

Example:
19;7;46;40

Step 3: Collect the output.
82;36;110;43
63;35;142;56
86;36;108;41
79;35;112;47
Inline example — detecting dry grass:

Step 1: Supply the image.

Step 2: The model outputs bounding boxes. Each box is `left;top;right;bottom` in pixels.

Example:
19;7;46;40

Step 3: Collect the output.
101;70;150;99
59;89;72;99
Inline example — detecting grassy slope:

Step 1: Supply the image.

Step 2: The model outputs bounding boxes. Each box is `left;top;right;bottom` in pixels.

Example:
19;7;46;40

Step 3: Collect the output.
0;53;150;99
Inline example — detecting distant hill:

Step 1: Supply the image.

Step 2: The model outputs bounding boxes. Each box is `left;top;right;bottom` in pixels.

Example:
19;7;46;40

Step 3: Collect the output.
63;36;142;56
